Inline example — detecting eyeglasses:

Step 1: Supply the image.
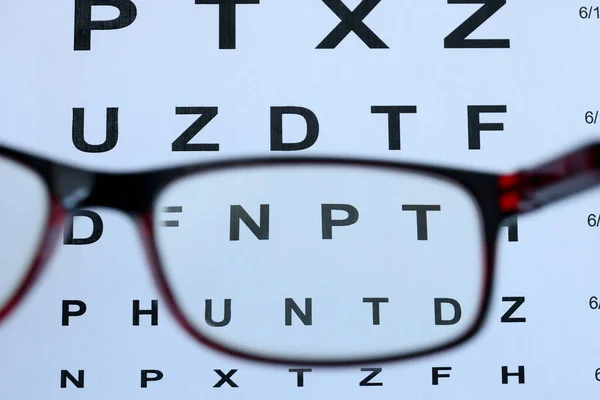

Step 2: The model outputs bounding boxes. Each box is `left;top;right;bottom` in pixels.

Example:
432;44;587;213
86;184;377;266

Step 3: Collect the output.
0;141;597;366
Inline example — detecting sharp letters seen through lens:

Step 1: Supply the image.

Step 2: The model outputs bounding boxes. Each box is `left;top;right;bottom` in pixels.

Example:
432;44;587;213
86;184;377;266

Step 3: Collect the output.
154;165;486;362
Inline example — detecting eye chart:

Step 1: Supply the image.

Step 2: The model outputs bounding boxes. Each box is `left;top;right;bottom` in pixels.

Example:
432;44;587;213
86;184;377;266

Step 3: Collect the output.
1;1;600;398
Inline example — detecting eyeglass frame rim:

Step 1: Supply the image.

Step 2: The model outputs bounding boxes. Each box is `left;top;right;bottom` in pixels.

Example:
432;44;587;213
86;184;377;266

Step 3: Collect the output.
0;141;597;366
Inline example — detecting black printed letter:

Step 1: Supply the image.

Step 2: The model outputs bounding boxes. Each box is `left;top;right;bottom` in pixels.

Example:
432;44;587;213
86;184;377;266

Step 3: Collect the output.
371;106;417;150
172;107;219;152
434;298;462;325
74;0;138;51
230;205;269;240
360;368;383;386
64;210;104;245
271;107;319;151
363;298;389;325
467;105;506;150
432;367;452;385
502;366;525;384
61;370;84;388
501;297;526;323
402;205;441;240
195;0;260;49
322;204;359;239
133;300;159;326
214;369;238;388
318;0;388;49
62;300;87;326
72;108;119;153
285;298;312;326
289;368;312;387
444;0;509;49
205;299;232;327
141;370;163;388
501;216;518;242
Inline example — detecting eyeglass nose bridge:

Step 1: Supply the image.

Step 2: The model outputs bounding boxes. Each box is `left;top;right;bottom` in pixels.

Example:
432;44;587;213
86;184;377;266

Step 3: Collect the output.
54;167;169;214
50;165;95;209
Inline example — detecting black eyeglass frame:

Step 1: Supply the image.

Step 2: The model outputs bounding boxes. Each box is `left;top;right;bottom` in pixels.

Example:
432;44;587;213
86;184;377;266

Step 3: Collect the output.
1;141;599;367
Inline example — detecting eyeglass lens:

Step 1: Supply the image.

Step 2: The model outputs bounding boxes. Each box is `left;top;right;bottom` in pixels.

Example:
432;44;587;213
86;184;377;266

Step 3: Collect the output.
153;164;486;361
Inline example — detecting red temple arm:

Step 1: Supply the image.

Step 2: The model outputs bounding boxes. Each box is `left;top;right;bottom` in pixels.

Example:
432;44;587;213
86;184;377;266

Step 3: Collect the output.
498;142;600;213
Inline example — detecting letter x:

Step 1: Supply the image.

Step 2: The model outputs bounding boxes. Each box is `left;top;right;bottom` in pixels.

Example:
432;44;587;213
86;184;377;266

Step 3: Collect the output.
214;369;238;388
317;0;388;49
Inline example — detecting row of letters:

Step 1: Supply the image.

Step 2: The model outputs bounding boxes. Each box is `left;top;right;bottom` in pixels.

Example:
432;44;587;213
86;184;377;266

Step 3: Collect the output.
64;210;520;244
74;0;510;50
61;297;527;326
72;105;508;152
59;365;526;388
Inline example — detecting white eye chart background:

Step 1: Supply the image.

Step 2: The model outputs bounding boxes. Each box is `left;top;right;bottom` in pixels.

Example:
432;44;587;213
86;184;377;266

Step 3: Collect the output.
2;0;600;398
